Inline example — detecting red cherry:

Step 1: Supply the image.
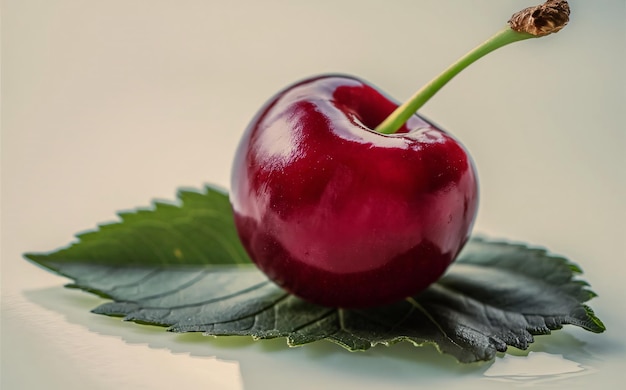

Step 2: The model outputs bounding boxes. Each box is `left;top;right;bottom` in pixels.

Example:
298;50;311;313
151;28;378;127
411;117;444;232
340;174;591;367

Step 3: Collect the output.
230;75;478;308
229;1;569;307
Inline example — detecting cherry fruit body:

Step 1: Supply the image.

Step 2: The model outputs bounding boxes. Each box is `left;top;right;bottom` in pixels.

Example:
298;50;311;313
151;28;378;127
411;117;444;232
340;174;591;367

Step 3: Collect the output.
230;75;478;308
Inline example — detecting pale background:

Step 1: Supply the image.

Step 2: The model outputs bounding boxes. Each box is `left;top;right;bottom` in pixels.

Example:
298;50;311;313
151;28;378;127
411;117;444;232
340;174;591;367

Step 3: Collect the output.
2;0;625;389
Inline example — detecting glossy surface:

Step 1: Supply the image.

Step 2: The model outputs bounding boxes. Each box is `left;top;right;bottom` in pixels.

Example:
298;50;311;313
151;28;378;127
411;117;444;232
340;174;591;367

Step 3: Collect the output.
4;1;624;389
231;76;478;307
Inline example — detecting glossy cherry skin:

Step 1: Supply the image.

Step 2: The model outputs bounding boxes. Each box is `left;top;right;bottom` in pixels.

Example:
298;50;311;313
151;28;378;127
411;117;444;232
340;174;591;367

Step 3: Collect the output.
230;75;478;308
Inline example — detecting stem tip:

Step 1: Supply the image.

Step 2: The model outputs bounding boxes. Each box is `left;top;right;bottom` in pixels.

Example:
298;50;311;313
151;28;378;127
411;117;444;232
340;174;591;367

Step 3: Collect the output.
508;0;570;37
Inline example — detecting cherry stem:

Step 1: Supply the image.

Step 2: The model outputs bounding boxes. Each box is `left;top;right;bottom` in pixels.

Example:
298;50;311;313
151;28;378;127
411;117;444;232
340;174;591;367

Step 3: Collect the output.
375;0;570;135
375;28;532;134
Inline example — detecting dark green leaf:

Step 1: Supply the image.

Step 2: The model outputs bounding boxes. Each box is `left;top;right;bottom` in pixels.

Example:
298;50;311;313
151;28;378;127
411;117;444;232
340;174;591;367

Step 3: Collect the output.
25;186;605;363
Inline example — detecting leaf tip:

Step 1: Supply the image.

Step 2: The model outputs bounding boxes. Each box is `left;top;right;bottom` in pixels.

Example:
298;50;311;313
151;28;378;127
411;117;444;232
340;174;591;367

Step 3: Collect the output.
203;183;229;195
583;305;606;333
568;262;583;274
22;251;59;272
23;252;38;262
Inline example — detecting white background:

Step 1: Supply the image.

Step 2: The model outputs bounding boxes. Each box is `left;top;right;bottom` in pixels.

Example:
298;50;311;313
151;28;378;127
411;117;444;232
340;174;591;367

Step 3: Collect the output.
2;1;625;389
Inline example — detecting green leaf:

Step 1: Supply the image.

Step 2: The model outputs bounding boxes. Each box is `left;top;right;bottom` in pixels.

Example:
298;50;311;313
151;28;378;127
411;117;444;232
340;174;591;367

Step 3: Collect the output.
27;185;251;270
24;185;605;363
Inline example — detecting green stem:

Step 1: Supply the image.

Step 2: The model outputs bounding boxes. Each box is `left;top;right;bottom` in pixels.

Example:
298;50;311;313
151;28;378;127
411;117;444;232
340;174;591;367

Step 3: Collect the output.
375;27;535;135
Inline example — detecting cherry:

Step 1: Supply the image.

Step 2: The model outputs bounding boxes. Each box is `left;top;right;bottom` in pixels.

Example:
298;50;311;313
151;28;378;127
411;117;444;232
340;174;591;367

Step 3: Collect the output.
230;1;569;308
231;75;477;308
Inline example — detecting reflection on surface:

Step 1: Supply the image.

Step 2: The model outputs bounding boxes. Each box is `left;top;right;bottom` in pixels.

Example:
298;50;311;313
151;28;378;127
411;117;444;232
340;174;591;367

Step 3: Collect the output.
483;351;594;386
19;285;613;390
4;289;244;390
23;286;487;390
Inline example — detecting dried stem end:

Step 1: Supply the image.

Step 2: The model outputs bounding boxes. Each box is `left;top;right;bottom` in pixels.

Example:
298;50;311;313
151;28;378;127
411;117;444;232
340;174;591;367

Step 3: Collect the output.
509;0;570;37
375;0;572;135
